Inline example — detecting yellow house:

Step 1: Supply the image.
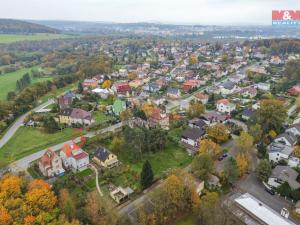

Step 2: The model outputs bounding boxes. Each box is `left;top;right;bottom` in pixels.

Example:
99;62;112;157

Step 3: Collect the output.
93;147;119;168
57;108;94;126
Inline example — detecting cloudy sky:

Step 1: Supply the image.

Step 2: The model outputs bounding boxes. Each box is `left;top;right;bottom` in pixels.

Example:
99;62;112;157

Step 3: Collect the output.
1;0;299;25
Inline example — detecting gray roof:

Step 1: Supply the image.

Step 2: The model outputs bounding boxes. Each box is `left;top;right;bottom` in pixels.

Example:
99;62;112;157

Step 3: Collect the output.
181;128;205;141
94;147;111;162
189;118;207;129
271;166;300;189
167;87;179;95
220;81;235;90
267;142;293;156
275;132;297;146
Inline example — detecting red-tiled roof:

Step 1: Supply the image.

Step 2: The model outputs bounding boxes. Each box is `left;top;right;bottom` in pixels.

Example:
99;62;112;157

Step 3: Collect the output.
217;99;230;105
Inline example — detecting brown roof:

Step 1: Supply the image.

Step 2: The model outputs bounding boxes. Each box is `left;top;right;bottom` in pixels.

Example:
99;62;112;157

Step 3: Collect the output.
40;149;57;167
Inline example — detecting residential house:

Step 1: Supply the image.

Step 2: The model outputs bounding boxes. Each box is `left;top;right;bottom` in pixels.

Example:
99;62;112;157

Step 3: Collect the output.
92;88;112;99
200;111;228;124
58;108;94;126
183;80;200;92
93;147;119;168
60;143;90;172
241;108;256;121
239;87;257;98
268;142;296;165
148;108;169;130
82;79;98;89
216;99;236;114
112;99;126;115
219;81;238;95
270;56;283;65
194;92;208;104
143;83;161;93
256;82;271;92
167;87;181;99
58;95;73;110
268;165;300;190
181;127;206;153
274;132;297;147
286;123;300;137
112;82;131;95
188;118;207;129
39;149;65;177
207;174;221;189
288;86;300;96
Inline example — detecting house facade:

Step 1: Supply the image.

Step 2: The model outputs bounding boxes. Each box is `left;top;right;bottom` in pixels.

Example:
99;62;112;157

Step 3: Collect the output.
39;149;65;177
216;99;236;114
60;143;89;172
93;147;119;168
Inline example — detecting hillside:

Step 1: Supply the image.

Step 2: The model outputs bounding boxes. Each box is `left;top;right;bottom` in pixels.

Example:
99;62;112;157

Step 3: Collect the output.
0;19;60;34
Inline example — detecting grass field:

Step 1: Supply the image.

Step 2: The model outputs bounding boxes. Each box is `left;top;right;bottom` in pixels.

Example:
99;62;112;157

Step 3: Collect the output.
0;34;73;44
0;127;76;167
0;66;53;100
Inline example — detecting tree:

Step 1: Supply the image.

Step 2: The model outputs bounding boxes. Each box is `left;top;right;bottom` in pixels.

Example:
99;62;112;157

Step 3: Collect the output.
59;189;76;221
85;191;117;225
255;160;272;182
187;100;205;118
256;99;287;133
191;154;214;180
224;157;239;183
0;207;12;225
277;182;292;197
236;153;249;177
120;109;133;121
294;145;300;158
235;131;254;154
140;160;154;189
198;139;221;158
197;192;233;225
249;124;263;143
102;80;112;89
78;82;83;94
111;136;124;153
206;123;229;143
189;55;198;65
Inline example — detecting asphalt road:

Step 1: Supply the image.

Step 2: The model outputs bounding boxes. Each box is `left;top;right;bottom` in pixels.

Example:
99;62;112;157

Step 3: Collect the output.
0;99;55;149
8;122;123;173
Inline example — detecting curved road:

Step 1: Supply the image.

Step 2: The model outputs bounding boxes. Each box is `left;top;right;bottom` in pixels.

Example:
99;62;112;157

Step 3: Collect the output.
0;99;55;149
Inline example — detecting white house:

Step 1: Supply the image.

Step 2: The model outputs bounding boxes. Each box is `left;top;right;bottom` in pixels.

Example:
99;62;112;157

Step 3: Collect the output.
181;128;206;153
274;132;297;147
216;99;236;114
268;142;294;163
256;82;271;92
60;143;89;172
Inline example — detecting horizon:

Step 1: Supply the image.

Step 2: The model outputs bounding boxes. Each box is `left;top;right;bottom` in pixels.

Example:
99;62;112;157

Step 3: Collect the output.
1;0;299;26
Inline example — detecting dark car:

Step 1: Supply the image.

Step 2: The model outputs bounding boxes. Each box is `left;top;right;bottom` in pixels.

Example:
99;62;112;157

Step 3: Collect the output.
218;156;224;161
265;187;275;195
222;153;228;158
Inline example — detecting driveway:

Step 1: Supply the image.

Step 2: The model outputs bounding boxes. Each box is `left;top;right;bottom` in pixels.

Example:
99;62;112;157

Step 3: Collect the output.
0;99;55;149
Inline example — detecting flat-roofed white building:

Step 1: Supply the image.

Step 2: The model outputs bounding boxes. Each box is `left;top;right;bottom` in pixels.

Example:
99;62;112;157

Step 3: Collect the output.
234;193;296;225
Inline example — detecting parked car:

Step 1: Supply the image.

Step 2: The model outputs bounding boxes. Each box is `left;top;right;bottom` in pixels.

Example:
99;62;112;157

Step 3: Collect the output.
265;187;275;195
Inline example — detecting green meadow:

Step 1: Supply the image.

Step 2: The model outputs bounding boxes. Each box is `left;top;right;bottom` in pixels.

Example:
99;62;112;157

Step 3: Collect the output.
0;33;73;44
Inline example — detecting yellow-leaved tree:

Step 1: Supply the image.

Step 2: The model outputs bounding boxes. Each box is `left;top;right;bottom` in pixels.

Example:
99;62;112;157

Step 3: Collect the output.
199;139;221;159
236;153;249;177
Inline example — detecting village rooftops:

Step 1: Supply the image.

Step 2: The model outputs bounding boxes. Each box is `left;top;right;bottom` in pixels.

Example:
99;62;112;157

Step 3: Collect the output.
181;127;205;141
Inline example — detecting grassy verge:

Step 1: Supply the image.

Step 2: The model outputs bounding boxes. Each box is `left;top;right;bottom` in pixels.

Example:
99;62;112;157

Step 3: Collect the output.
0;127;76;167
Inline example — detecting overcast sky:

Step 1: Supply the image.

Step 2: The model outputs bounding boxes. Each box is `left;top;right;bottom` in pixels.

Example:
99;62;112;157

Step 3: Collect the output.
1;0;299;25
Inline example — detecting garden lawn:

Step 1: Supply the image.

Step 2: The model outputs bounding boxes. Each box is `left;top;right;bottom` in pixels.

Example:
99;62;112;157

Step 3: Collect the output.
93;111;113;124
0;127;75;167
114;141;192;185
0;34;73;44
0;66;53;101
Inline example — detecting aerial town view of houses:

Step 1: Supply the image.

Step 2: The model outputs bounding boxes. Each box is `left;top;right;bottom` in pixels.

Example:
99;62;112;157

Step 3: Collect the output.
1;1;300;225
